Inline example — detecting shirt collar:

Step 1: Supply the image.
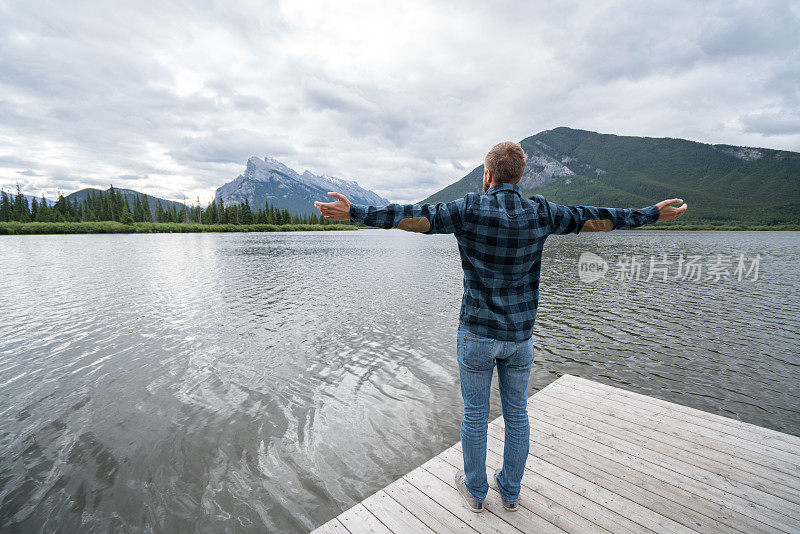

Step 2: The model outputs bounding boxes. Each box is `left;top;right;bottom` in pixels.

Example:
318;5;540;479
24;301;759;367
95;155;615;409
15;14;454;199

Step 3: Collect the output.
486;182;522;196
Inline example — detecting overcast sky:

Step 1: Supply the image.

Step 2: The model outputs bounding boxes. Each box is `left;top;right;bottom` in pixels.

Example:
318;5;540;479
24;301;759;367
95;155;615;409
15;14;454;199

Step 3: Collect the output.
1;0;798;204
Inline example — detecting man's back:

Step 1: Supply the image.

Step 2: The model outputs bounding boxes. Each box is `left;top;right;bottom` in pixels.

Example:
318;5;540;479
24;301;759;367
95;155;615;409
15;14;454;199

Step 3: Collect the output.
453;184;551;342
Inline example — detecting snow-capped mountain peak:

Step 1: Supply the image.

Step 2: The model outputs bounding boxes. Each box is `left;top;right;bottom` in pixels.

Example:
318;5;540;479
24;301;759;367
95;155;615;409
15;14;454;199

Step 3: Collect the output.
214;156;390;216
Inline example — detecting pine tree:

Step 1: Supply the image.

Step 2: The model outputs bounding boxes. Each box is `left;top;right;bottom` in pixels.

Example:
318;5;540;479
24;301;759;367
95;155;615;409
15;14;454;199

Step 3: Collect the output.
217;198;226;224
139;194;148;222
132;195;141;222
120;196;134;224
0;189;11;222
87;191;98;220
53;194;70;222
71;197;80;221
36;194;51;222
30;196;39;221
13;183;31;222
114;188;126;221
195;196;202;224
141;194;152;222
84;200;99;221
105;185;114;220
241;198;254;225
203;200;215;224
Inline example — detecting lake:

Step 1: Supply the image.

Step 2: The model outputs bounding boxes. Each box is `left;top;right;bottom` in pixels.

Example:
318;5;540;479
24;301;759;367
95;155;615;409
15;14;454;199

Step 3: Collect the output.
1;230;798;532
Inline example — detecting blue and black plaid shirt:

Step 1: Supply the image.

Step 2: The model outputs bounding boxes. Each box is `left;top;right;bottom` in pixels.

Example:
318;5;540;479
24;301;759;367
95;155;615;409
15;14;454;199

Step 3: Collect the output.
350;182;660;341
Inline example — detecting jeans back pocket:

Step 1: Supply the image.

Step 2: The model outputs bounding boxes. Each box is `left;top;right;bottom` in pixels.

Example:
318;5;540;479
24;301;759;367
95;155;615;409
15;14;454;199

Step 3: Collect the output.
457;326;496;370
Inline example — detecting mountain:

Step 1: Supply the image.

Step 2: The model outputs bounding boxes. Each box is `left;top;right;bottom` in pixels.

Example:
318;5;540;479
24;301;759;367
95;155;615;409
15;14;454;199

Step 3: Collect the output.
0;191;55;207
214;156;390;216
22;194;54;207
421;127;800;225
66;187;186;217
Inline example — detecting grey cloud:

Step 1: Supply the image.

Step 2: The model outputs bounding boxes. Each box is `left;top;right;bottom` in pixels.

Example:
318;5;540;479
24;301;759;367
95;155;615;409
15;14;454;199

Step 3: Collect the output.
304;86;367;115
740;110;800;135
230;94;271;112
1;177;30;189
169;130;297;164
79;176;122;187
0;156;36;167
766;58;800;106
49;178;82;191
698;2;800;58
300;73;433;147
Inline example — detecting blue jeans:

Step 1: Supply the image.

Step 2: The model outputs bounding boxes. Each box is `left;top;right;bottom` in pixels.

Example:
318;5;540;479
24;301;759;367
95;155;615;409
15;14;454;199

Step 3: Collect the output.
457;322;534;504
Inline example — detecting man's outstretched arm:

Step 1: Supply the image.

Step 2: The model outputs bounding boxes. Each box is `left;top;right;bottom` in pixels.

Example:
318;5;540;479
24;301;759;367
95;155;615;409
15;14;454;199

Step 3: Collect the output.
536;196;688;235
315;192;468;234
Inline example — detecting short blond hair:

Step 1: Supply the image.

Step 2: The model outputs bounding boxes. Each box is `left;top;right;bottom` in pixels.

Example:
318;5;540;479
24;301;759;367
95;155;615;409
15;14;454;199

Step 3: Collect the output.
485;141;527;184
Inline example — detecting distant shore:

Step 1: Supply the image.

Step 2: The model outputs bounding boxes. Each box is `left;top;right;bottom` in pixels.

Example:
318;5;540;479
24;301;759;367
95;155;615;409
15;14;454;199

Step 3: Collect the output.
1;221;797;235
635;223;799;231
0;221;359;235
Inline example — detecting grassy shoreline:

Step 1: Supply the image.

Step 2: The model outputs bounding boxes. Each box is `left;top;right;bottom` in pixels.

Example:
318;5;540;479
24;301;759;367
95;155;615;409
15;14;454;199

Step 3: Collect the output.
0;221;359;235
1;221;797;235
634;223;799;231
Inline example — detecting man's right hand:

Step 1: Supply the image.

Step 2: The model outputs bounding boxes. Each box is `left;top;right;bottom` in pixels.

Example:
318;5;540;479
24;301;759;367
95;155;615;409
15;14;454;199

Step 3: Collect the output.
314;192;352;220
656;198;688;221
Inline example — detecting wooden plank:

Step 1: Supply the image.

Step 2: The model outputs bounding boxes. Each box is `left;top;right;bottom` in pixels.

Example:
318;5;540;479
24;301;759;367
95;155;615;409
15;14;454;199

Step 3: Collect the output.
504;412;800;533
437;443;615;534
545;379;800;468
525;394;800;508
560;374;800;453
486;423;762;534
421;455;568;534
511;417;785;533
536;384;800;495
455;441;650;534
337;503;393;533
523;390;800;501
311;517;350;534
559;375;800;455
361;489;436;533
383;477;476;533
478;434;695;534
403;463;524;533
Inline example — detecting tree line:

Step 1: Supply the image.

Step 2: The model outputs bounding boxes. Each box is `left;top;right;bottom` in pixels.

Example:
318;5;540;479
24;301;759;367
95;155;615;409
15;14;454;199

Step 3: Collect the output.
0;184;342;226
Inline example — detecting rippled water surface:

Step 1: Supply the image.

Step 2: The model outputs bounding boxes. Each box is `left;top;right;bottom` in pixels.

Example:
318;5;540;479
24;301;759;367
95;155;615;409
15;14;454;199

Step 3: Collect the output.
1;230;799;532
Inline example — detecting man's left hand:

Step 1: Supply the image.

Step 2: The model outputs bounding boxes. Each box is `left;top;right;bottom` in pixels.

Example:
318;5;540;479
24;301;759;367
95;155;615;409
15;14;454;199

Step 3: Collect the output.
656;198;688;221
314;192;351;220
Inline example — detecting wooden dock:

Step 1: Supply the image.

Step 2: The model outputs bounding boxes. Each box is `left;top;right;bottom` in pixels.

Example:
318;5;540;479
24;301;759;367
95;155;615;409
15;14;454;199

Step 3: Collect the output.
311;374;800;533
